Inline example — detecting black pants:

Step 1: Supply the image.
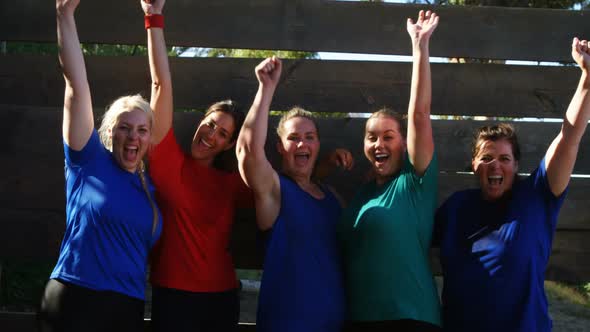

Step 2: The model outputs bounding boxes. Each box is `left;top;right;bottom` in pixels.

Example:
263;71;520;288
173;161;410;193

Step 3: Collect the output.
37;279;145;332
344;319;442;332
151;286;240;332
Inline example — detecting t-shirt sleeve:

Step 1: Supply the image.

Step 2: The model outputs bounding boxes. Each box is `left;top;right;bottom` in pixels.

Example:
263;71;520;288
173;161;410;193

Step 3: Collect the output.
403;151;438;188
403;151;439;213
148;128;184;197
64;129;103;167
530;157;568;230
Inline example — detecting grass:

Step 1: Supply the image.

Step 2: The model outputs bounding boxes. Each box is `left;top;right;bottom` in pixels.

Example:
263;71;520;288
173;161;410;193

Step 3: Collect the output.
545;280;590;308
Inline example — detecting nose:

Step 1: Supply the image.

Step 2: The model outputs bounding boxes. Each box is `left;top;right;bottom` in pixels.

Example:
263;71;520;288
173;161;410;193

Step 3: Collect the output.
128;129;139;139
375;137;384;148
488;159;500;168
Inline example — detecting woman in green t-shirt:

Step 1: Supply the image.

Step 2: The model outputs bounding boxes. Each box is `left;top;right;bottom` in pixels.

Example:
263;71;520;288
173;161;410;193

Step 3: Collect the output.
339;10;441;332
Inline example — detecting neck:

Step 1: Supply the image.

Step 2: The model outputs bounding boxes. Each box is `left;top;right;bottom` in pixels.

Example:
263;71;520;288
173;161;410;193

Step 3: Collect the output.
283;169;313;187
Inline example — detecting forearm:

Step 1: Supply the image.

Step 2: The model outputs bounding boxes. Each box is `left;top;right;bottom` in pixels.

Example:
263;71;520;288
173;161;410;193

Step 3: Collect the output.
147;26;173;143
562;70;590;144
239;85;275;156
408;40;432;119
57;12;90;97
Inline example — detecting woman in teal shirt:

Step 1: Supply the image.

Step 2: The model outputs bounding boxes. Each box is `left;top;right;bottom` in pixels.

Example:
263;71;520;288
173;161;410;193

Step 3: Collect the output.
339;10;441;331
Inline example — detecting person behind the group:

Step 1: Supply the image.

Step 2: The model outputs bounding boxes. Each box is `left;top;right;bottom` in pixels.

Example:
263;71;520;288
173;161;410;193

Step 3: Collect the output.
38;1;162;331
434;37;590;332
338;10;441;332
140;1;252;331
236;56;353;332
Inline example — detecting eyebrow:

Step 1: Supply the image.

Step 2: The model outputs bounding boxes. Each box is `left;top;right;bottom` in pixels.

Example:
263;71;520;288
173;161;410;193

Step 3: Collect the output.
366;129;397;135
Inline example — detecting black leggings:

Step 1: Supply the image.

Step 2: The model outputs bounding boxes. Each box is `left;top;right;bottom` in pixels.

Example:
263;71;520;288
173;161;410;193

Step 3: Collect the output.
344;319;442;332
151;286;240;332
37;279;145;332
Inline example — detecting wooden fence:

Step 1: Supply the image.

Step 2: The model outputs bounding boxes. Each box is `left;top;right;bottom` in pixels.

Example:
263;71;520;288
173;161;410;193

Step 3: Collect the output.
1;0;589;330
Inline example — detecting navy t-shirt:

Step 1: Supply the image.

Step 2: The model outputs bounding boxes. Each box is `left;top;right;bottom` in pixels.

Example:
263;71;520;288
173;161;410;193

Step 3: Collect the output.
435;158;566;332
51;130;162;300
257;175;345;332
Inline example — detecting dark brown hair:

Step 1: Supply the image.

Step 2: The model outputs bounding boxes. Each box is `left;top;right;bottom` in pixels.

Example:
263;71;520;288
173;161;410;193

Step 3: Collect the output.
472;123;521;162
202;100;245;171
366;107;407;138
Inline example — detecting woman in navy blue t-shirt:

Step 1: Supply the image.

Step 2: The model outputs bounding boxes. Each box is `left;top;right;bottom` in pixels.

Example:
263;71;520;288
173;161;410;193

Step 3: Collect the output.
435;38;590;332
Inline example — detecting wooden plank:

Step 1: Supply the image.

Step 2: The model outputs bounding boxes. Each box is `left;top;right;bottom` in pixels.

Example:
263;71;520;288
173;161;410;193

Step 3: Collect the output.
0;55;582;118
1;1;589;62
1;106;589;225
547;230;590;283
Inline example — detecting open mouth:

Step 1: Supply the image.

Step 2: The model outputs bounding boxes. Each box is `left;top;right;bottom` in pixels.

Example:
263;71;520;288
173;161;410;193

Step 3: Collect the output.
124;145;138;161
374;152;389;164
294;152;310;164
488;175;503;186
199;138;213;148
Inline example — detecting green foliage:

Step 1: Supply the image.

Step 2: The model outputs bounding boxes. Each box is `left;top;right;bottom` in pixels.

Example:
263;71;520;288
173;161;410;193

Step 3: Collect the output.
205;48;318;59
3;42;176;57
4;42;58;55
440;0;589;8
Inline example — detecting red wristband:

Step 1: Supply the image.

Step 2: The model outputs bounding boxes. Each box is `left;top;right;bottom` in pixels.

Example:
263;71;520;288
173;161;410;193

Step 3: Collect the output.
145;14;164;29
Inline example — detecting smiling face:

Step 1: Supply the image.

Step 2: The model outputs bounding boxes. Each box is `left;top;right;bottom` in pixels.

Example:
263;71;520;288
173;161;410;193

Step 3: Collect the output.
364;116;406;184
110;108;152;173
277;116;320;179
190;111;237;166
472;138;518;201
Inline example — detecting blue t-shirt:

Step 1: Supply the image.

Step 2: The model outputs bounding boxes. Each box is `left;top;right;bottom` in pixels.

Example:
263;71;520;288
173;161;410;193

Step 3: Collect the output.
51;130;162;300
257;175;345;332
435;158;566;332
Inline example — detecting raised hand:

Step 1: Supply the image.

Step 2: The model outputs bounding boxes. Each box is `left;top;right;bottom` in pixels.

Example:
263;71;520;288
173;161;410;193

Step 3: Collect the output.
572;37;590;72
141;0;165;15
255;56;282;90
56;0;80;17
407;10;439;45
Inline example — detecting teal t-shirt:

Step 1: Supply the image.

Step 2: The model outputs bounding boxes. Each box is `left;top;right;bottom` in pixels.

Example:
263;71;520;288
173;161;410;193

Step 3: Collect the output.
338;153;440;326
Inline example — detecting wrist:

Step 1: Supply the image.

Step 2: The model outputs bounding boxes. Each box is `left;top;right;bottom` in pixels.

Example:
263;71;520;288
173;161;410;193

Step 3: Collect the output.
145;14;164;29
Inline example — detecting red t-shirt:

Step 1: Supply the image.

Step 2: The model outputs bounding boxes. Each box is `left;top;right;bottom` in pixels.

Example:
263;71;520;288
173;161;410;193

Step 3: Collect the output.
148;128;252;292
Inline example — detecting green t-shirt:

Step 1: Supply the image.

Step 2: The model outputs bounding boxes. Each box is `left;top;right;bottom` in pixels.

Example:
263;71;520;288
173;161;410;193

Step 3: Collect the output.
338;153;440;325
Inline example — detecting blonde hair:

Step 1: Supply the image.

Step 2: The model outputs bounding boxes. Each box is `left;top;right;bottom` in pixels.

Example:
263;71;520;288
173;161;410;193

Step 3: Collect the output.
98;94;153;151
276;107;319;139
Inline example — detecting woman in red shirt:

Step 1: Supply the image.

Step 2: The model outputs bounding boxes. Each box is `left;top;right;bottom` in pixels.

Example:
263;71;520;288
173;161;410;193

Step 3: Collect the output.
141;1;251;331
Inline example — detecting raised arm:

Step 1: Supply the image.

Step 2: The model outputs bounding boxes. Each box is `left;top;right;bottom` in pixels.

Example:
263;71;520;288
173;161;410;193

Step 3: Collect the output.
236;57;282;230
545;37;590;196
406;10;438;175
142;0;173;145
57;0;93;150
